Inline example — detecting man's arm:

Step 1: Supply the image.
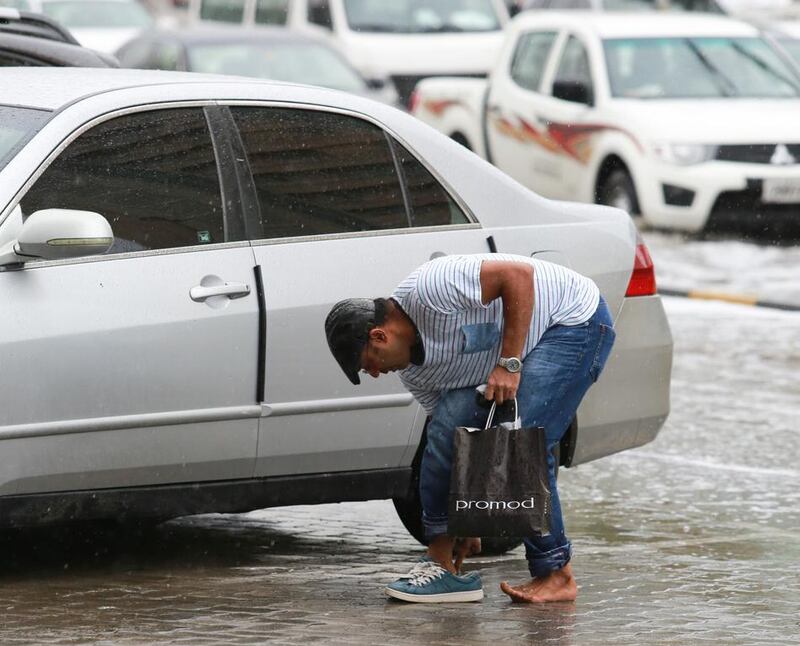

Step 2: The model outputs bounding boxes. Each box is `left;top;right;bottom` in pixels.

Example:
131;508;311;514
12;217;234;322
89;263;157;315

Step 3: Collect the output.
479;260;534;404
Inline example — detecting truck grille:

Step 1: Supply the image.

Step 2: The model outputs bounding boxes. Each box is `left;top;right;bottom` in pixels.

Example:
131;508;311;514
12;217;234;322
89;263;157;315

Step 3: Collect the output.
715;144;800;164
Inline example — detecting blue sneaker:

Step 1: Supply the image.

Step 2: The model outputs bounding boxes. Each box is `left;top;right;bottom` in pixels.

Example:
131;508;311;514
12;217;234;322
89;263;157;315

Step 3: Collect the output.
385;559;483;603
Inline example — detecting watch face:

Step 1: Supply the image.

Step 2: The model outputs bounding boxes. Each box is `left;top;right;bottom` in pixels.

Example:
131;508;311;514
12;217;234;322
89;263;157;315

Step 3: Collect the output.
507;358;522;372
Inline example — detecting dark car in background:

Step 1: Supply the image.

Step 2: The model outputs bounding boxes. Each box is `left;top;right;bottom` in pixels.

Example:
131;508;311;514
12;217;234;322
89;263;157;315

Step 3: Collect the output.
0;7;117;65
115;25;400;105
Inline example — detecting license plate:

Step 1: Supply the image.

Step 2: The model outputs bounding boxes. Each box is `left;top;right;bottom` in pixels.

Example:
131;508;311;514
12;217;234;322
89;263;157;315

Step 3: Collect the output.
762;178;800;204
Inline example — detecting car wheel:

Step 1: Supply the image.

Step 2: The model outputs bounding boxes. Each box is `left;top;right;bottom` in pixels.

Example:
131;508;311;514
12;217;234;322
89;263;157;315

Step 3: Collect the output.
599;168;640;218
392;430;523;556
450;132;472;151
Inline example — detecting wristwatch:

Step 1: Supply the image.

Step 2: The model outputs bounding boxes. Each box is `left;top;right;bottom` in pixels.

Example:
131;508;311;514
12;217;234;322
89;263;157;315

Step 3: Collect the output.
497;356;522;373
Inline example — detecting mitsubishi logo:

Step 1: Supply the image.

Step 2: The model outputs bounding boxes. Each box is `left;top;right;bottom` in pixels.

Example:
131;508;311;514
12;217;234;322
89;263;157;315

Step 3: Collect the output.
770;144;797;165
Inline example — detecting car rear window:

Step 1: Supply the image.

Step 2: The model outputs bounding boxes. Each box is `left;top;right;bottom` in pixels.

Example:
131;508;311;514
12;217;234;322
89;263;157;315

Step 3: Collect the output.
0;105;51;172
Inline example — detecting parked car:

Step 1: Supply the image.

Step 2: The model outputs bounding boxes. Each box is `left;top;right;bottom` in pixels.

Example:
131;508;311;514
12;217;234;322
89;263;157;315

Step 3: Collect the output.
0;68;671;544
412;11;800;233
520;0;723;11
5;0;155;52
115;26;400;105
187;0;511;105
0;7;118;65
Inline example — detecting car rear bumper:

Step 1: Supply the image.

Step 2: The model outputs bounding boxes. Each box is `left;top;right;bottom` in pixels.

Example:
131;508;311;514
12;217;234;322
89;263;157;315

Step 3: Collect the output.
571;294;673;466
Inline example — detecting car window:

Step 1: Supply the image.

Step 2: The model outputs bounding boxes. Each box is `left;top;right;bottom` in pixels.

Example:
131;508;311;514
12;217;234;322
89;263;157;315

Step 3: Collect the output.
151;40;182;71
200;0;246;22
510;31;558;92
391;140;470;227
231;107;409;239
187;41;366;92
0;105;50;172
20;108;227;254
308;0;333;28
343;0;501;33
552;35;594;102
255;0;290;24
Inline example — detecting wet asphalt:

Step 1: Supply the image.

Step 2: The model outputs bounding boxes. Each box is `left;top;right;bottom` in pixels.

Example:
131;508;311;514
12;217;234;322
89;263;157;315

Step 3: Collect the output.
0;293;798;644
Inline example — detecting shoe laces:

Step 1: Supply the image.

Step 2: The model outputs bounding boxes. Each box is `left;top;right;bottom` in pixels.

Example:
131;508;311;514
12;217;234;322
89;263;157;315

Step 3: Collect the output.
404;560;447;587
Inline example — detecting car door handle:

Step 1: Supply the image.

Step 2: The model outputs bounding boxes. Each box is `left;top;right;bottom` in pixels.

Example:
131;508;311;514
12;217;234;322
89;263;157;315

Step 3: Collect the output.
190;282;251;302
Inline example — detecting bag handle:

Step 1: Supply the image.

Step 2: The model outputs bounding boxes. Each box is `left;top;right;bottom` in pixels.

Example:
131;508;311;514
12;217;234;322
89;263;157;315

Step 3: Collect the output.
485;398;521;430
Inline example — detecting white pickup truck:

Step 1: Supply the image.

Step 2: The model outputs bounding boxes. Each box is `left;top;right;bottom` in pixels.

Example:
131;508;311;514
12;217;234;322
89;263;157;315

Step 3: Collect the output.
411;11;800;233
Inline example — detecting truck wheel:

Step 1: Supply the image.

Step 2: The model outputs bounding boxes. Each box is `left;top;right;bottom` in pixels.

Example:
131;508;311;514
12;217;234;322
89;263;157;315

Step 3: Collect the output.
599;169;640;218
392;432;523;555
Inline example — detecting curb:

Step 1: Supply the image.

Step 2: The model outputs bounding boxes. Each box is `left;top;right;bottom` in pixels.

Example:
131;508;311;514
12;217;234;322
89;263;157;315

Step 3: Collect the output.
658;288;800;312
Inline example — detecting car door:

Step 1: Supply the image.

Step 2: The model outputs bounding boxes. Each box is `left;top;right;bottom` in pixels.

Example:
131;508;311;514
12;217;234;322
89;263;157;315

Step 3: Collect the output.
533;32;598;200
485;29;561;197
219;104;491;477
0;106;260;496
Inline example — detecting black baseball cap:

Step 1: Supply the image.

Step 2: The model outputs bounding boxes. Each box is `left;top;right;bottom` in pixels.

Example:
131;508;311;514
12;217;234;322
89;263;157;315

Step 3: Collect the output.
325;298;387;385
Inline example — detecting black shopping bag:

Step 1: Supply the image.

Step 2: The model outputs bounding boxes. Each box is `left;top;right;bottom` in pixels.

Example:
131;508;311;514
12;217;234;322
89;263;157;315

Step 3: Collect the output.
447;399;551;538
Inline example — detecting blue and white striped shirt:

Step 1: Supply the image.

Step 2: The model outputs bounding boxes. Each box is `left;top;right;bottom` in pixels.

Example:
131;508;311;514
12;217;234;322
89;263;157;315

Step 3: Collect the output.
392;253;599;414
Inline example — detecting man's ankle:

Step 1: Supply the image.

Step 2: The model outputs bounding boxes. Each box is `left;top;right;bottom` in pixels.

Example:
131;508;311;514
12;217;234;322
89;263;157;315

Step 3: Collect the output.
426;536;457;573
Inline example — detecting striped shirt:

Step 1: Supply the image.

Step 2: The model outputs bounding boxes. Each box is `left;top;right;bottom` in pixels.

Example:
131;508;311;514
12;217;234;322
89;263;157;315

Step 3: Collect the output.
392;253;599;414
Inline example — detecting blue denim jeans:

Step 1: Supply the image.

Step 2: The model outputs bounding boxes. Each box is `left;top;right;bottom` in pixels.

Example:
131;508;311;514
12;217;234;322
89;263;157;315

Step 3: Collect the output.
419;297;616;578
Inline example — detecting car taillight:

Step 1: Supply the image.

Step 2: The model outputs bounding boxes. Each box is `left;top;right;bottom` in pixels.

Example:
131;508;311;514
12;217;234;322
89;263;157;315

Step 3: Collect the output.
626;235;657;297
408;89;421;113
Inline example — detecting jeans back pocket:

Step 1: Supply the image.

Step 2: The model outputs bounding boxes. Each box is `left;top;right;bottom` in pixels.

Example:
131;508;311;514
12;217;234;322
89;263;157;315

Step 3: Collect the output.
460;322;501;354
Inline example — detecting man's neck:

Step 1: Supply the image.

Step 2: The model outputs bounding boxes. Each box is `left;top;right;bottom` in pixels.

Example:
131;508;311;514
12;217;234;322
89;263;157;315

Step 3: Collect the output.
387;299;425;366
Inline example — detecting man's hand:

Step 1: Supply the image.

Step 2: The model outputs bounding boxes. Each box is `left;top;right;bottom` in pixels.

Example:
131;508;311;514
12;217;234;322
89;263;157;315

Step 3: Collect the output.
453;537;482;573
484;366;521;404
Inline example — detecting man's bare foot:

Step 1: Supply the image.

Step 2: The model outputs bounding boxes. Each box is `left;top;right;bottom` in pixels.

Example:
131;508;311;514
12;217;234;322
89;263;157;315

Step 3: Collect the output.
500;564;577;603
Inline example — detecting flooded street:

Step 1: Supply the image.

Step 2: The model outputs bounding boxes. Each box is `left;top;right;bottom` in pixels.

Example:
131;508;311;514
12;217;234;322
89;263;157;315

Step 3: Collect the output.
1;288;798;643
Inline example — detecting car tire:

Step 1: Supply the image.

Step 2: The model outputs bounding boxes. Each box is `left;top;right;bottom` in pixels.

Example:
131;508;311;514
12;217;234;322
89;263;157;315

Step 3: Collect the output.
599;168;640;218
450;132;473;151
392;429;523;556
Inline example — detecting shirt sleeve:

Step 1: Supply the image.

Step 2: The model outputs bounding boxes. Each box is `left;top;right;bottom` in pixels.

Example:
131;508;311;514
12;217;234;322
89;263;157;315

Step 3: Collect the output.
414;255;488;314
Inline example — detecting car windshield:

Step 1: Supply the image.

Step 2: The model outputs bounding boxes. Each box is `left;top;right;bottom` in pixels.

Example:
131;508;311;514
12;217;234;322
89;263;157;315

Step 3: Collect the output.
0;106;50;172
343;0;501;33
187;41;368;92
604;37;800;98
41;0;154;28
777;37;800;66
601;0;721;10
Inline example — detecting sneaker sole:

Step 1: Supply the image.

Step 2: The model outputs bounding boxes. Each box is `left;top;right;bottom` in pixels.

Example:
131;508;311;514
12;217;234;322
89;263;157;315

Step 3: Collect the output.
384;587;484;603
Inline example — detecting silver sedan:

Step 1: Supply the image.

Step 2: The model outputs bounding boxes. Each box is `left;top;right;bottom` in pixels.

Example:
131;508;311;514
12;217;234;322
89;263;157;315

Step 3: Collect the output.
0;68;672;548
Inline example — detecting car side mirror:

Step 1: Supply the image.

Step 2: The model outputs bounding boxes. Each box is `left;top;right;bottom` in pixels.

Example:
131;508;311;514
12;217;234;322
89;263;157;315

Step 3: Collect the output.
0;208;113;267
552;79;593;106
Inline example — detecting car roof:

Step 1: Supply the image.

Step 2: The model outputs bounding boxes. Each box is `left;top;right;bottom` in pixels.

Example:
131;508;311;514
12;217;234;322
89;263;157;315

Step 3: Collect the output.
511;10;760;38
0;32;118;66
0;7;78;43
142;25;330;47
0;67;292;110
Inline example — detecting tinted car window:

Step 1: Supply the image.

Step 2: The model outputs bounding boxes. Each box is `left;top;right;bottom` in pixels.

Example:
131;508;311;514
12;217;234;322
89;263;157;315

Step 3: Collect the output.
391;140;469;227
510;31;558;92
308;0;332;28
553;35;594;101
21;108;226;254
200;0;245;22
231;107;409;239
255;0;290;24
